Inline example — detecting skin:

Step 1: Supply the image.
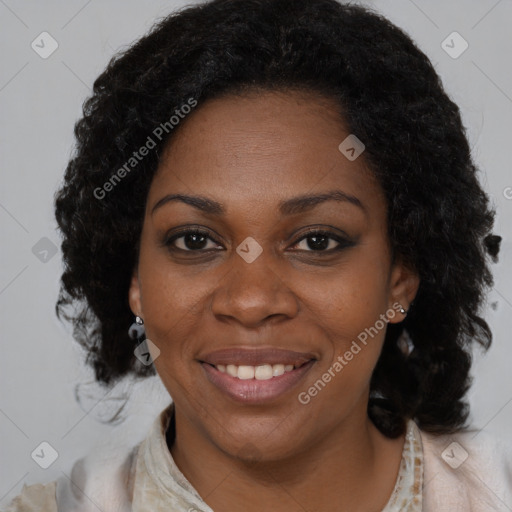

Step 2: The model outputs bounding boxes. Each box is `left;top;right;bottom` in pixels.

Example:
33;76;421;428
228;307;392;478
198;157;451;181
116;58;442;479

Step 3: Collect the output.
129;90;420;512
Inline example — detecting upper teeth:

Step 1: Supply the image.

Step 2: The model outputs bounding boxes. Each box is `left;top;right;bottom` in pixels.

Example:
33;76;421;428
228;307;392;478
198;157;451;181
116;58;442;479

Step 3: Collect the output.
216;363;295;380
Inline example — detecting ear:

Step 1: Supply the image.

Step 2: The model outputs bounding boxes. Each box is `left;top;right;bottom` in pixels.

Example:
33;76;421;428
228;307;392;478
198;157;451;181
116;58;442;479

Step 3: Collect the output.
128;270;143;318
387;260;420;324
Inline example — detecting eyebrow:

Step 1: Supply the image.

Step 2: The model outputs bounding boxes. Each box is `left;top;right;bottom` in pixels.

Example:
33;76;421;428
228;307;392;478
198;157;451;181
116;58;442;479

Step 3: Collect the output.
151;190;366;217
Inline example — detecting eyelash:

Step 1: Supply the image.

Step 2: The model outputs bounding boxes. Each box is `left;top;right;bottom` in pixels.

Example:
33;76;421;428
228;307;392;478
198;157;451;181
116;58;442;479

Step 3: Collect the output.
163;227;353;254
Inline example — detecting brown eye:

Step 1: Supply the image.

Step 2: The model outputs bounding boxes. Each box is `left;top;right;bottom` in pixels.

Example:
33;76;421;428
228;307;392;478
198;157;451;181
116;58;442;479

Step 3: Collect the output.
291;229;354;253
165;229;222;252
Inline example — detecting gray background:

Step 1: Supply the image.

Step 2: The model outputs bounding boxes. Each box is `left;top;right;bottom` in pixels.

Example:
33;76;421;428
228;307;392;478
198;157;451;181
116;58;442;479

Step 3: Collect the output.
1;0;511;506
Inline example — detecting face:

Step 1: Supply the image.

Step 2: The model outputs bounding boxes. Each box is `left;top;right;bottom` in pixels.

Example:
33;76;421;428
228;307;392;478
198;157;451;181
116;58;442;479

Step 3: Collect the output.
129;90;419;462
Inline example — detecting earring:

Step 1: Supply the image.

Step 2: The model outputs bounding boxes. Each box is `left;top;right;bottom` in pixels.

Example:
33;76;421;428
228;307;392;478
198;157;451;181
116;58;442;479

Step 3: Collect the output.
128;315;145;340
397;328;414;356
399;305;407;315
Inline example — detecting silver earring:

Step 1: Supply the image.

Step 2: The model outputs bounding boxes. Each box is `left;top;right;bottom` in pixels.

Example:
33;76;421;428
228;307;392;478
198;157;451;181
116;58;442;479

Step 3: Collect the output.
397;328;414;356
399;305;407;315
128;316;145;340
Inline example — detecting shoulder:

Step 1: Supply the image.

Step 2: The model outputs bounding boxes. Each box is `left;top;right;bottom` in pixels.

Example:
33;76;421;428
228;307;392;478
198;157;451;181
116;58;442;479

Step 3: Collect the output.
419;425;512;511
3;443;140;512
3;406;172;512
3;481;57;512
55;441;140;511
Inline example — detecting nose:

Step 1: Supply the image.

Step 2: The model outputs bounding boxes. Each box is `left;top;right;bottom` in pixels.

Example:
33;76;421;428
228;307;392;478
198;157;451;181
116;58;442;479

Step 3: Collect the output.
211;245;299;329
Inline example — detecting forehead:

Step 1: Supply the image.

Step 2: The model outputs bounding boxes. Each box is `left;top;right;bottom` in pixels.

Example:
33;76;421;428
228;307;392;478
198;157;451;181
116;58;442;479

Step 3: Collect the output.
148;90;385;217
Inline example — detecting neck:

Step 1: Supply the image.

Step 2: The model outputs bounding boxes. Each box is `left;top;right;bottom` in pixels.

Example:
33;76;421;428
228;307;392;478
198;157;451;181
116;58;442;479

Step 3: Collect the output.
168;403;406;512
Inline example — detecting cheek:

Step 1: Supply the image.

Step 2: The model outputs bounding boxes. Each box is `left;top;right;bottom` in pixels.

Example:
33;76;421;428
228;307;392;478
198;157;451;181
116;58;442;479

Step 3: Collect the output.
298;309;387;417
136;248;225;367
292;250;391;340
135;248;226;392
292;249;391;397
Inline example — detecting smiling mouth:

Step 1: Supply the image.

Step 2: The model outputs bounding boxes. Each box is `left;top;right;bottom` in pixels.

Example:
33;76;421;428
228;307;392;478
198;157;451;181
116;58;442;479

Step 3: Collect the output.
200;359;316;404
197;347;318;403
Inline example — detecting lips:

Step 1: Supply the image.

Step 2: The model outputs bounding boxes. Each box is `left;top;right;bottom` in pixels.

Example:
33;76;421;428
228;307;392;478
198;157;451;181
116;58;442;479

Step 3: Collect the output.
198;348;317;404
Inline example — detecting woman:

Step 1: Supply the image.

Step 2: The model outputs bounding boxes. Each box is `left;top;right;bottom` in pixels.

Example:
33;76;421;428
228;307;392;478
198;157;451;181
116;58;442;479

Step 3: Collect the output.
6;0;511;510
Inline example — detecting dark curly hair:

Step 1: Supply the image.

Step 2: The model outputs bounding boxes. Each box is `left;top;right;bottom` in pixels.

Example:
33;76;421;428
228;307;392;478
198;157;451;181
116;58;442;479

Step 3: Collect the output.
54;0;501;438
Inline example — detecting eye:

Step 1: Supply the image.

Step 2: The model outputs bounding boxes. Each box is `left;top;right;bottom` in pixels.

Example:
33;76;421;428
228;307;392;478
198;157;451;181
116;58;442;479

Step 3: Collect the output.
164;228;222;252
290;229;352;252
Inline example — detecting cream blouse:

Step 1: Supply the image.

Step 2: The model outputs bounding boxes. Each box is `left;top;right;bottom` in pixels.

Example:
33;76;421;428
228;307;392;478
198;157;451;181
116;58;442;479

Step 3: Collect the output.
4;403;511;511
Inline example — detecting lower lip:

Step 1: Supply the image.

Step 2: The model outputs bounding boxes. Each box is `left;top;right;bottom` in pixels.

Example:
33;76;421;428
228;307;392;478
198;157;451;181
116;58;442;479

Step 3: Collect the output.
200;361;316;404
